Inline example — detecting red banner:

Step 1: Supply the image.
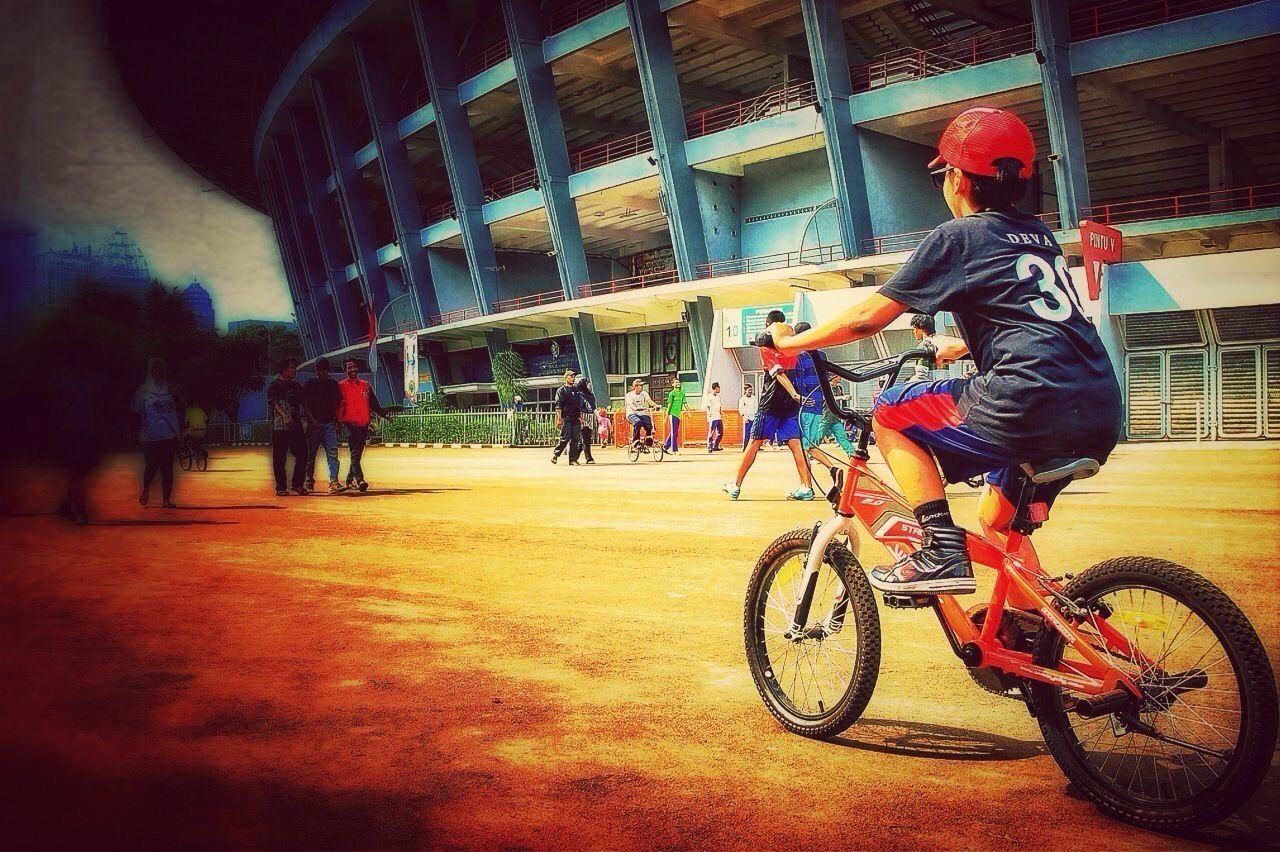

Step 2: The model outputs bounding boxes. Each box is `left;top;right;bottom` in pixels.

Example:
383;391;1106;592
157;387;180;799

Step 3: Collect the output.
1080;219;1123;301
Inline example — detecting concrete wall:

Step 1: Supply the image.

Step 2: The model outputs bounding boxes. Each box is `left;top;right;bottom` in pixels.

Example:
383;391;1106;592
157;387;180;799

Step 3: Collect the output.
694;170;743;262
425;248;477;314
861;129;951;238
739;149;834;257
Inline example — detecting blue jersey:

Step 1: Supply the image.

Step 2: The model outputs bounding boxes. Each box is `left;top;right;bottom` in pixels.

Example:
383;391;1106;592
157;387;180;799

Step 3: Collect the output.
878;210;1121;458
791;352;823;414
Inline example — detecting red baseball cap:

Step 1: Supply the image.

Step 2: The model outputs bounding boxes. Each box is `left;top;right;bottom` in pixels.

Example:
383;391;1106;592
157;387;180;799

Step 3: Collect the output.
928;107;1036;178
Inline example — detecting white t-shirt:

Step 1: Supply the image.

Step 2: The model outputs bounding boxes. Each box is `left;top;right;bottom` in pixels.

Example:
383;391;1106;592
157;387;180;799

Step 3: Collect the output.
704;393;723;421
625;390;654;415
737;394;758;421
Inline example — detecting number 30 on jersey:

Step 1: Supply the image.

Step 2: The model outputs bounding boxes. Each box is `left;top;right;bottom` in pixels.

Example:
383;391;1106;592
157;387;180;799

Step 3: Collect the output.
1016;253;1085;322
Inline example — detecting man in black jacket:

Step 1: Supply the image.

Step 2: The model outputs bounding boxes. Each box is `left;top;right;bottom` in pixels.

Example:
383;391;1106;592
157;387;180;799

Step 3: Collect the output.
551;370;583;465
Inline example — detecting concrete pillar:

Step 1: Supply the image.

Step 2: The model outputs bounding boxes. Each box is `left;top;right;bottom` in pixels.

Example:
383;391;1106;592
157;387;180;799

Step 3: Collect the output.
800;0;873;259
260;165;320;360
288;108;358;347
683;295;714;381
502;0;591;300
409;0;502;313
1032;0;1091;228
624;0;708;281
310;74;392;324
570;313;609;410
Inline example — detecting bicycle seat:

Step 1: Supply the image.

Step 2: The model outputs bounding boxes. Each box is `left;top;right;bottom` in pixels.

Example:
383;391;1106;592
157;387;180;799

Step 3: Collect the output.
1020;457;1100;485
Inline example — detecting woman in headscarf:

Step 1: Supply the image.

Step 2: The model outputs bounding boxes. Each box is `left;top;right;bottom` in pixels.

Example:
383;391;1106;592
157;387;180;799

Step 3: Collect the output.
130;357;182;508
574;376;596;465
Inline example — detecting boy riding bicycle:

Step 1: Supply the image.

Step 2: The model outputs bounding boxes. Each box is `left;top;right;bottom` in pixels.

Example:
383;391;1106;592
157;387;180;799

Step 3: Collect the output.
768;107;1122;596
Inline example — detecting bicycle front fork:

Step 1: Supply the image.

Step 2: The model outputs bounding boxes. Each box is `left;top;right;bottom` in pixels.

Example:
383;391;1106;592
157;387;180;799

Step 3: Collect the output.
785;517;855;641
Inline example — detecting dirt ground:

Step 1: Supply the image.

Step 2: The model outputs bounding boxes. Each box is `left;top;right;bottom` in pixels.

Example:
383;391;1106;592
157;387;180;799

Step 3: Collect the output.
3;440;1278;850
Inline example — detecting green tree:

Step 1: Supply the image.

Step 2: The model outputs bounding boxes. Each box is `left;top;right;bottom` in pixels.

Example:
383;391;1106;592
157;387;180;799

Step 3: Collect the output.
491;349;528;407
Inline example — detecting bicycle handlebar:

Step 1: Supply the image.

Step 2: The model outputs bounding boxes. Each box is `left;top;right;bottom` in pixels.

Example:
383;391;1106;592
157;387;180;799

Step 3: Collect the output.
808;344;938;428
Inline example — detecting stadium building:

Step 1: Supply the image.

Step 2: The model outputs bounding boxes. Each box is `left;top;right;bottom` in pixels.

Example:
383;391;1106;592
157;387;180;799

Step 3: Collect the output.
113;0;1280;439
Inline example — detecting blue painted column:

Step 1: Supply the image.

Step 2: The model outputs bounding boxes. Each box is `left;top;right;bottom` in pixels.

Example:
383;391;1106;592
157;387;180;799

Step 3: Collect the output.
800;0;873;259
260;165;320;360
288;108;358;347
570;314;608;416
351;35;440;324
1032;0;1091;228
683;296;713;382
310;74;392;330
501;0;591;300
409;0;501;313
270;136;342;352
623;0;708;281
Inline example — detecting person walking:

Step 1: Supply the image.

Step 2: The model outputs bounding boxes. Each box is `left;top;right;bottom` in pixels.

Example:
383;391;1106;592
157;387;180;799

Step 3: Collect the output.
737;383;757;452
337;357;389;492
723;311;815;501
704;382;725;451
303;357;343;493
575;376;597;464
596;406;612;447
51;365;102;524
268;357;308;496
662;378;686;453
551;369;583;464
131;357;183;508
183;399;208;462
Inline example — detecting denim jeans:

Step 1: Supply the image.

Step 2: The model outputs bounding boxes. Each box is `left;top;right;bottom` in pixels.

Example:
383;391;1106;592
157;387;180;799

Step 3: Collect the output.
307;421;339;483
344;424;369;484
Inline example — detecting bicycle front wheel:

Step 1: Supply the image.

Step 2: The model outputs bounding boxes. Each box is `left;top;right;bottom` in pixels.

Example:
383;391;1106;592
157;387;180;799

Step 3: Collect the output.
196;451;208;472
1027;557;1278;831
627;442;640;462
177;448;192;471
651;442;665;461
744;528;880;739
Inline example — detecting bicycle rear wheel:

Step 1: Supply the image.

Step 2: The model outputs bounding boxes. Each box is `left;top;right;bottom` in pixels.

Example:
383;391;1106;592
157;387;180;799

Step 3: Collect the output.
196;451;208;472
744;528;880;739
177;447;192;471
1027;557;1278;831
627;442;640;462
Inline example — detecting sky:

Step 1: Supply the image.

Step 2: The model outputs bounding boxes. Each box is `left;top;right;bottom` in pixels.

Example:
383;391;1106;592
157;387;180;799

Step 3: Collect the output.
0;0;293;328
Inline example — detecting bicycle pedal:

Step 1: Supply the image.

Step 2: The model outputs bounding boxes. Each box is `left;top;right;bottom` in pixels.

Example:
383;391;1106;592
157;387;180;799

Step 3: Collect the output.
882;593;934;609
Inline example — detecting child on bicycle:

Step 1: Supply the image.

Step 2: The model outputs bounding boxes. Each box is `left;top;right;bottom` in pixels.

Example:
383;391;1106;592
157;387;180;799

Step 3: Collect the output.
183;400;208;459
766;107;1122;596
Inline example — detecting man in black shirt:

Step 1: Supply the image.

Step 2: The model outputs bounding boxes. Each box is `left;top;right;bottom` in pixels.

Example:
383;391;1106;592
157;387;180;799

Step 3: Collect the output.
770;107;1122;595
267;357;308;496
303;357;344;494
551;370;584;465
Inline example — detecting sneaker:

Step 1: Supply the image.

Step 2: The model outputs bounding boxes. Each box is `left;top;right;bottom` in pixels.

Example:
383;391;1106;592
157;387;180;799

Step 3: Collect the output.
786;487;816;501
722;482;741;500
329;481;343;494
551;454;559;464
276;489;289;497
585;459;595;465
568;460;580;466
138;490;149;506
869;527;976;595
357;480;369;493
162;500;178;509
292;486;310;496
304;479;315;491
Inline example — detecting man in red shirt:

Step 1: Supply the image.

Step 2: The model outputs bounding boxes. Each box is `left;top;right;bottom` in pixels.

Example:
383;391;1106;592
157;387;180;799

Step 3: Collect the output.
338;357;391;492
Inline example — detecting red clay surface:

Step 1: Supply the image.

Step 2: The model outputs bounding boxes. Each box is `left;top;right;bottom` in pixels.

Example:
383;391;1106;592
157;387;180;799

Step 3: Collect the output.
3;442;1278;849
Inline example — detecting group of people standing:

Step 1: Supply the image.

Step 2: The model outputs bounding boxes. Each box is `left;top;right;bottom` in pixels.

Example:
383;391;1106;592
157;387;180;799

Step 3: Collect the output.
267;356;389;495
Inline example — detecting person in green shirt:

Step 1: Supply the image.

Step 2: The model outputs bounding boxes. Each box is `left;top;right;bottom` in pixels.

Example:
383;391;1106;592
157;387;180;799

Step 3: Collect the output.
662;378;686;454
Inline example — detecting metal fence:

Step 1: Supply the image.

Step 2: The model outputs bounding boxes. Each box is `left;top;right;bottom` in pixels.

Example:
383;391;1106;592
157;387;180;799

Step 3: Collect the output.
207;420;271;445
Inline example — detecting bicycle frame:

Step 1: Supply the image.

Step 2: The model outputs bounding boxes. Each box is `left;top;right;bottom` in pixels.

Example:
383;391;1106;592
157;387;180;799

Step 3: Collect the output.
789;348;1148;702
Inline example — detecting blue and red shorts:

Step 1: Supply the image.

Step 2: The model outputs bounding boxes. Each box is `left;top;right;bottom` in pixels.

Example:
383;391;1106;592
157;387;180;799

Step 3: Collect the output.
750;412;801;444
871;378;1073;506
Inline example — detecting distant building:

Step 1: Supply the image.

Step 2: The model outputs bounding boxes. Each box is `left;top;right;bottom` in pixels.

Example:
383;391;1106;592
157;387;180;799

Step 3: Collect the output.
36;230;152;310
228;319;296;334
0;229;39;337
182;280;216;330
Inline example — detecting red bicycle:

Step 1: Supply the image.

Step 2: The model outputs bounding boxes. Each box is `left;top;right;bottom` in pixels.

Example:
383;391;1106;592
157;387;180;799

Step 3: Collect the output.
743;346;1277;831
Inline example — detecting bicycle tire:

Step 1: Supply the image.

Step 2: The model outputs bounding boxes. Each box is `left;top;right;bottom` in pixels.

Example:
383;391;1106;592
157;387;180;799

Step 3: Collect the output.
196;452;208;472
177;449;192;471
652;442;665;461
627;442;640;462
1027;557;1278;831
744;528;880;739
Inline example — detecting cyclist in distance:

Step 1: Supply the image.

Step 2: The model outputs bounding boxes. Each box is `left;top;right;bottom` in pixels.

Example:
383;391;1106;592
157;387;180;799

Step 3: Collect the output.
766;107;1122;596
